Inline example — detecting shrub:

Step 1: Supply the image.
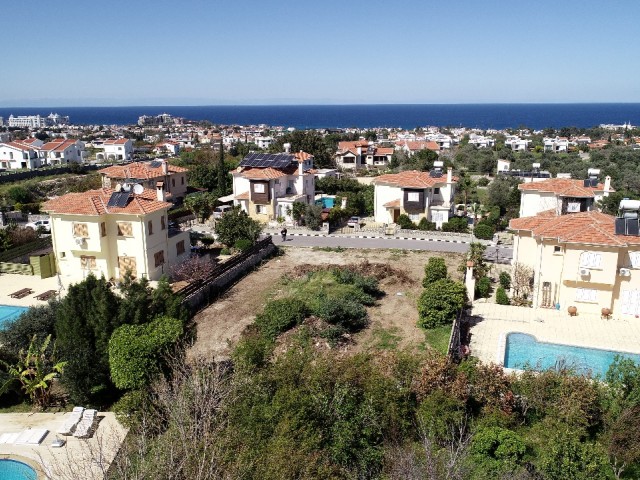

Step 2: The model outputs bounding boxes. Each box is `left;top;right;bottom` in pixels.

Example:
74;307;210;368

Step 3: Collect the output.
422;257;448;287
417;279;466;329
476;276;492;298
232;329;274;371
113;389;151;428
309;292;368;332
304;204;324;230
254;298;308;339
499;272;511;290
396;214;416;230
477;177;490;187
417;217;436;231
441;216;469;233
496;287;510;305
474;223;495;240
331;268;380;297
234;238;253;251
0;301;59;356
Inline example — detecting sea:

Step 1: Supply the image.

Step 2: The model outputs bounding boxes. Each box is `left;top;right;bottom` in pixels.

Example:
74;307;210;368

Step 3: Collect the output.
1;104;639;130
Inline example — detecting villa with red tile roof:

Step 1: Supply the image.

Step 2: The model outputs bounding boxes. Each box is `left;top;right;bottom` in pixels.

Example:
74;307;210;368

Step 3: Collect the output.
99;160;189;203
232;150;315;222
0;139;44;169
43;186;189;283
334;141;394;170
38;139;84;165
518;176;613;218
395;140;440;156
510;208;640;317
372;166;457;228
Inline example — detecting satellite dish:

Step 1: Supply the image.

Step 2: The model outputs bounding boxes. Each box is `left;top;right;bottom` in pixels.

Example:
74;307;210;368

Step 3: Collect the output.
114;183;122;192
122;183;131;192
133;184;144;195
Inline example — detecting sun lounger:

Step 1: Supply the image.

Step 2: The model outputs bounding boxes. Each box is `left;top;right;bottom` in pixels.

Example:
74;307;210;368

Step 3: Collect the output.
14;428;48;445
9;288;33;299
57;406;84;436
35;290;57;301
73;409;98;438
0;432;20;444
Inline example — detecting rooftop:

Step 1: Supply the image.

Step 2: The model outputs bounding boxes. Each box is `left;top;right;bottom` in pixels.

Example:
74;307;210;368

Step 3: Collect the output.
43;188;171;216
99;161;187;180
518;178;611;197
373;169;457;188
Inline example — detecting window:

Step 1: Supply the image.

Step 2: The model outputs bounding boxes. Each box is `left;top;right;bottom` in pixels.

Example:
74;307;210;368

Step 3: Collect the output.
575;288;598;303
80;255;97;269
176;240;185;255
409;213;420;222
434;187;441;195
117;222;133;237
148;220;153;235
73;222;89;238
154;250;165;267
60;251;66;258
554;246;563;254
630;252;640;268
579;252;602;269
181;176;184;185
172;178;175;187
254;183;265;193
256;205;266;214
407;192;419;202
100;222;106;237
161;216;166;230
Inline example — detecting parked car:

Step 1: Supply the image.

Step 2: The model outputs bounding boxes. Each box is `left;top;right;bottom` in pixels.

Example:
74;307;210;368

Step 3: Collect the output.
347;216;361;227
25;219;51;232
213;205;232;219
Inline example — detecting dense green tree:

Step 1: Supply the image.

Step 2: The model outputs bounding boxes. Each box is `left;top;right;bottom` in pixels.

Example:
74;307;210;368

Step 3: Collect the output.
417;279;466;329
0;300;60;357
304;204;324;230
117;273;152;326
538;430;613;480
184;192;216;222
270;130;332;167
422;257;448;286
214;206;263;247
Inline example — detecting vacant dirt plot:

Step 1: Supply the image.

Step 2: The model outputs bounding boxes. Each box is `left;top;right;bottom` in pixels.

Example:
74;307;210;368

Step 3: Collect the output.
189;247;463;360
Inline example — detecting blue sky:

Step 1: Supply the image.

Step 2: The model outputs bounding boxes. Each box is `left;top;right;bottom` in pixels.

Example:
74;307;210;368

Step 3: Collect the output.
3;0;640;106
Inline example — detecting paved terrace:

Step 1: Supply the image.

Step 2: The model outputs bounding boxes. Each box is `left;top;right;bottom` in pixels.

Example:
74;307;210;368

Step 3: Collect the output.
468;303;640;366
0;412;127;479
0;274;65;308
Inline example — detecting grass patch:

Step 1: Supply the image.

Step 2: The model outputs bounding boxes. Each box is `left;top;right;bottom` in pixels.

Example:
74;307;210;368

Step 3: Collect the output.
370;326;401;350
312;246;345;253
423;324;452;355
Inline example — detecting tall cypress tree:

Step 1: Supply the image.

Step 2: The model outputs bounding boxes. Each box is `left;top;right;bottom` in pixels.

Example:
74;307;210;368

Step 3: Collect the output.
216;140;228;196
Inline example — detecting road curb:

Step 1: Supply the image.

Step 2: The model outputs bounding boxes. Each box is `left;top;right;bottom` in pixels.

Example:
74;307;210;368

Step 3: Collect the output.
279;232;470;244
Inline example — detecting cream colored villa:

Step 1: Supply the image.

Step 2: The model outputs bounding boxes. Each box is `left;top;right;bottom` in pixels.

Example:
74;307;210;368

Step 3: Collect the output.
518;176;613;218
99;160;189;204
510;209;640;317
372;167;457;228
43;186;190;283
232;150;315;222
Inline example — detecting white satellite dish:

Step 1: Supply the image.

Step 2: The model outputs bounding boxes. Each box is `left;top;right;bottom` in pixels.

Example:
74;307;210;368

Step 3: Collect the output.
133;184;144;195
122;183;131;192
114;183;122;192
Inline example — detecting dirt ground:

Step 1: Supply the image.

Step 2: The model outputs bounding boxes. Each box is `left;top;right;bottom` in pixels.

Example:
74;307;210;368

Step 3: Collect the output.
188;247;464;360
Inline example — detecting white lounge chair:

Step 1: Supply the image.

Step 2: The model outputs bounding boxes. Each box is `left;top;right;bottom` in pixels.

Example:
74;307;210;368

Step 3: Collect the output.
57;406;84;436
0;432;20;444
73;409;98;438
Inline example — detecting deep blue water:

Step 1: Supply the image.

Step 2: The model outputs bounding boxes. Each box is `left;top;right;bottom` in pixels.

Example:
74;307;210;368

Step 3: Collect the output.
1;104;639;130
504;332;640;378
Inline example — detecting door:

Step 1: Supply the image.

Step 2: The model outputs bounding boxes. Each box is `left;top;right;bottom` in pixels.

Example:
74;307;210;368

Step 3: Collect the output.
393;209;400;222
118;256;137;280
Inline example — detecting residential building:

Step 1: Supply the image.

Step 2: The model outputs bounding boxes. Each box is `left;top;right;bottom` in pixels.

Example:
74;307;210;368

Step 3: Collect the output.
518;175;612;218
96;138;134;162
38;139;84;165
468;134;496;149
232;150;315;222
138;113;177;126
497;159;511;173
372;166;457;228
153;140;180;156
254;136;274;149
543;136;569;153
42;186;189;283
335;141;393;170
395;140;440;156
7;113;69;128
98;160;188;203
505;135;530;151
509;207;640;317
0;139;44;169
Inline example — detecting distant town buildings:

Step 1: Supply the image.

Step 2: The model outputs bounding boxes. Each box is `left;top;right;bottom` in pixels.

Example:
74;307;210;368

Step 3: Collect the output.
138;113;182;126
7;113;69;128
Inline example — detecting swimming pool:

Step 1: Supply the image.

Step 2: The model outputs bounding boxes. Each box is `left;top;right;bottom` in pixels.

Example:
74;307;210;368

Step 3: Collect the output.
0;459;37;480
315;197;335;208
0;305;29;329
504;332;640;378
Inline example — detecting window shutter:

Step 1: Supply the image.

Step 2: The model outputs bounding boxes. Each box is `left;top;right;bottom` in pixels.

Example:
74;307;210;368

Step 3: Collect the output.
73;223;88;238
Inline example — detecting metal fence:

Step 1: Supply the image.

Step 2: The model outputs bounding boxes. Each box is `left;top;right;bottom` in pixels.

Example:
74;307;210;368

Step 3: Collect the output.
447;309;465;362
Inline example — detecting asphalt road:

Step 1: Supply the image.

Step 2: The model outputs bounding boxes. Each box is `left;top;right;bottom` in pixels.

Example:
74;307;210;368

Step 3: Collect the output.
268;233;514;262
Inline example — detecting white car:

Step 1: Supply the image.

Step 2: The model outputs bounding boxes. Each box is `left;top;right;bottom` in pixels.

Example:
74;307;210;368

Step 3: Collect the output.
347;216;361;227
213;205;232;219
25;219;51;232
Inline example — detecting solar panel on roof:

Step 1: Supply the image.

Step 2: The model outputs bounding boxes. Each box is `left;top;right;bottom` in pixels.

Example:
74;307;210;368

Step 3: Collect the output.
107;191;131;208
106;192;121;207
149;161;162;168
240;152;294;169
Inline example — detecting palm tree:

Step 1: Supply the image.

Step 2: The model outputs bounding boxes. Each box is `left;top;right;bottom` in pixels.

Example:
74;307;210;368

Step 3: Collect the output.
0;334;66;408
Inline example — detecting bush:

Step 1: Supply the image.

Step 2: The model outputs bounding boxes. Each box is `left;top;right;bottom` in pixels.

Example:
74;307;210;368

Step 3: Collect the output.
441;216;469;233
113;389;151;428
234;238;253;251
396;214;416;230
476;276;492;298
309;292;368;332
477;177;490;187
474;223;495;240
331;268;380;297
499;272;511;290
417;217;436;231
232;330;274;371
254;298;308;339
417;279;466;329
304;204;324;230
496;287;510;305
0;301;59;356
422;257;448;287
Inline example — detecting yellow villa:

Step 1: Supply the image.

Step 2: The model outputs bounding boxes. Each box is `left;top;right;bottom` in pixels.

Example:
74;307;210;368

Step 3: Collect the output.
43;185;190;283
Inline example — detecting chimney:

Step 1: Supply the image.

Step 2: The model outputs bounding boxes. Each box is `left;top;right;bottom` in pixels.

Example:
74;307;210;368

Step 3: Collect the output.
284;143;291;154
447;167;453;183
357;146;362;156
156;182;165;201
162;160;168;175
604;175;611;197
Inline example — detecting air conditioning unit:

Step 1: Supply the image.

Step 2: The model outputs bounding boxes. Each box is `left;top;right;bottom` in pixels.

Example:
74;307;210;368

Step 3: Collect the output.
619;268;632;277
579;268;590;276
74;237;85;246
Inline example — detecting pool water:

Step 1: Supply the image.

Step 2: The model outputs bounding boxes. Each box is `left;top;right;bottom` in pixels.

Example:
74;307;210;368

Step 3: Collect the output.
315;197;335;208
0;459;37;480
0;305;29;329
504;332;640;378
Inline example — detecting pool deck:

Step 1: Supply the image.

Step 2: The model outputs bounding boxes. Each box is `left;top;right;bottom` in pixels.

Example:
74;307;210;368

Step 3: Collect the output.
468;302;640;366
0;412;127;479
0;274;69;308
